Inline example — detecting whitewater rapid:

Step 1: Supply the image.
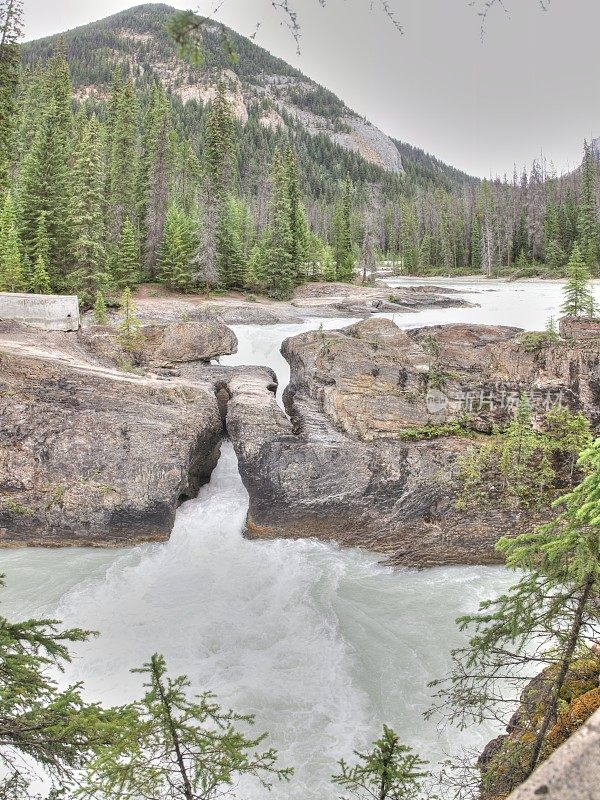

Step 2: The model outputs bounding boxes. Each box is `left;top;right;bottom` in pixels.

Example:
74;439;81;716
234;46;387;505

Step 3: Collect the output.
1;279;591;797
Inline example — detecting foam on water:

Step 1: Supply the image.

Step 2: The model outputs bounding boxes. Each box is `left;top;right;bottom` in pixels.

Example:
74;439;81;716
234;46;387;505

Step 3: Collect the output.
0;443;511;798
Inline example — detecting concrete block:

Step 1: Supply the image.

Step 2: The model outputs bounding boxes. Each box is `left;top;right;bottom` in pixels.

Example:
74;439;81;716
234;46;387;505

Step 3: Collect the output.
0;292;80;331
507;707;600;799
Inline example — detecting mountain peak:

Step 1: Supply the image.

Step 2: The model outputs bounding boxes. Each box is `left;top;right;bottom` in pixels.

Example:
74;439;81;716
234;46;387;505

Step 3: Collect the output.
23;3;405;175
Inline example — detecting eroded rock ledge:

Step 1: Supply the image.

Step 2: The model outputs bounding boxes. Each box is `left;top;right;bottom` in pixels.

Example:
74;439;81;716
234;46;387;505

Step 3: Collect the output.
226;317;600;567
0;320;270;546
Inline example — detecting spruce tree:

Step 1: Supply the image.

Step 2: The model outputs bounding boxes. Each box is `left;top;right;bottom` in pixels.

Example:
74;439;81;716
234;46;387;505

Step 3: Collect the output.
33;210;51;272
104;67;123;188
69;116;107;304
19;94;72;288
203;82;235;201
109;78;138;234
139;84;173;278
30;254;52;294
0;0;23;194
429;439;600;793
113;218;140;290
332;174;355;282
80;653;292;799
470;215;482;271
285;144;309;286
0;189;24;292
157;205;197;292
399;197;419;275
0;578;122;798
264;149;294;299
544;192;565;270
93;290;109;325
14;68;46;165
322;243;337;282
118;286;143;351
245;238;268;294
217;194;248;290
578;141;599;273
332;726;427;800
201;81;235;289
562;243;595;317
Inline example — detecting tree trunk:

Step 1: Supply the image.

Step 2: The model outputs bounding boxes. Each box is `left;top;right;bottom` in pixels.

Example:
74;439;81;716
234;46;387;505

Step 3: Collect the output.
153;662;194;800
526;574;595;777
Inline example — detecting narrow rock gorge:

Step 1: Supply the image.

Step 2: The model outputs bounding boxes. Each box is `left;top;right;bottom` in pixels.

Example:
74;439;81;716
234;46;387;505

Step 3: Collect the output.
227;317;600;567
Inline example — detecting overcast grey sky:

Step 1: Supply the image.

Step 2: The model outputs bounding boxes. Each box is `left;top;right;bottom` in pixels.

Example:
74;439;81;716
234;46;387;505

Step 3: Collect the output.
22;0;600;178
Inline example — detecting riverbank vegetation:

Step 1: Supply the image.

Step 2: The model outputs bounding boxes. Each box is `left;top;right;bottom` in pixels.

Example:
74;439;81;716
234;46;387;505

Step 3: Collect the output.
2;3;600;306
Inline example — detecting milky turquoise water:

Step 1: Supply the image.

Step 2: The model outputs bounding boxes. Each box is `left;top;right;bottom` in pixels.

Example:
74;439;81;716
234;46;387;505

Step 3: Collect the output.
3;279;579;797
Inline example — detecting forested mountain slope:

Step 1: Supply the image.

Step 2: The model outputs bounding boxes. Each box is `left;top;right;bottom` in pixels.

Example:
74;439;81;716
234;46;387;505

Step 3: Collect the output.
21;3;474;199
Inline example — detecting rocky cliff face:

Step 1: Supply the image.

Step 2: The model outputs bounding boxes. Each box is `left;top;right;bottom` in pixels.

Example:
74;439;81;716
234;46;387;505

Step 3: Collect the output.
0;320;257;546
227;317;600;567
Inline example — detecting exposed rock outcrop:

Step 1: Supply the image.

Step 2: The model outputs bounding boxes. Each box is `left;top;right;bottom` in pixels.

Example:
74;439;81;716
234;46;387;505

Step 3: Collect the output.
0;348;224;546
91;282;473;328
227;318;600;567
0;320;253;547
80;320;237;368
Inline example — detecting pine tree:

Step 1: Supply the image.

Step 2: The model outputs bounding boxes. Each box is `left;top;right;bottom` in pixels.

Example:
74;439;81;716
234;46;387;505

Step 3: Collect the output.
201;81;235;290
217;195;248;290
157;205;197;292
104;67;123;186
264;149;294;299
109;78;138;234
14;67;45;165
285;144;309;286
33;210;51;272
19;82;73;288
544;192;566;270
113;218;140;290
0;189;24;292
322;243;337;282
139;84;173;278
0;577;122;797
470;214;482;271
562;243;595;317
332;174;355;282
399;197;419;275
515;248;530;271
80;653;292;799
203;82;235;202
578;141;599;273
69;116;107;304
0;0;23;194
245;238;268;293
332;726;427;800
359;222;377;285
118;287;143;351
513;209;529;263
30;254;51;294
93;290;109;325
429;439;600;793
498;395;553;506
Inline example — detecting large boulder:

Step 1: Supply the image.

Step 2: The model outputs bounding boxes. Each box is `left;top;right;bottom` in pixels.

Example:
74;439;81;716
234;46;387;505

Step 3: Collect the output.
0;348;224;546
80;320;237;368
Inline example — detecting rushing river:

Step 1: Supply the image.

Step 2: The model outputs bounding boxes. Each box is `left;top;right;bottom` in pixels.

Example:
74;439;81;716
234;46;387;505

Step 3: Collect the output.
2;279;598;797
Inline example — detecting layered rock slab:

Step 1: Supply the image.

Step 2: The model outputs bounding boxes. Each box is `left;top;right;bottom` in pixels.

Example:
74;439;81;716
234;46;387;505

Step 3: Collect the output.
227;317;600;567
0;349;224;546
0;320;243;546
